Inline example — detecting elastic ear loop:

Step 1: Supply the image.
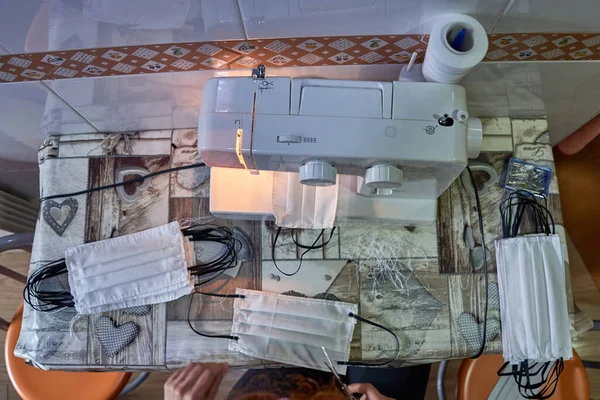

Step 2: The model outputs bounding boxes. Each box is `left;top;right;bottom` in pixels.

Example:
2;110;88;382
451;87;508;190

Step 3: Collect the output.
23;259;75;312
187;291;245;341
497;359;563;400
337;312;400;366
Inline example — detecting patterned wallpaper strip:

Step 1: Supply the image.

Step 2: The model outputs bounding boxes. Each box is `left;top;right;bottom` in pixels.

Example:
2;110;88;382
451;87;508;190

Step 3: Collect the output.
1;32;600;83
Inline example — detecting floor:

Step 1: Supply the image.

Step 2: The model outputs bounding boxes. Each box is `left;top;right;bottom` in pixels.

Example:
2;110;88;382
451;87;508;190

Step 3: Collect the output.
1;140;599;400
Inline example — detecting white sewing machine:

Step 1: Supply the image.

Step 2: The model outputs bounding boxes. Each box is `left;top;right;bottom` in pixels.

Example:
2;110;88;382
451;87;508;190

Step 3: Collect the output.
198;73;482;225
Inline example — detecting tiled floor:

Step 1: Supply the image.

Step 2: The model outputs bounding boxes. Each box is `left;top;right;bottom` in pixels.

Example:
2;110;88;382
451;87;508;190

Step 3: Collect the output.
1;140;599;400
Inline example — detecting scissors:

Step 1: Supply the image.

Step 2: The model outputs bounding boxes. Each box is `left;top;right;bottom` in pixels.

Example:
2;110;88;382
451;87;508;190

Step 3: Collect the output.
321;347;361;400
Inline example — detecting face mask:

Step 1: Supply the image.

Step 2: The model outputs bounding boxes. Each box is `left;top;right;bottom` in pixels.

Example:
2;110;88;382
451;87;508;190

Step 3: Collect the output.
272;171;339;229
65;221;195;315
229;289;358;374
495;234;572;364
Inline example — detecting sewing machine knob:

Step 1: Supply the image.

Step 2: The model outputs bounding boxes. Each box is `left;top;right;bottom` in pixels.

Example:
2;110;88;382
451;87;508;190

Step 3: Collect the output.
299;161;337;186
365;164;403;190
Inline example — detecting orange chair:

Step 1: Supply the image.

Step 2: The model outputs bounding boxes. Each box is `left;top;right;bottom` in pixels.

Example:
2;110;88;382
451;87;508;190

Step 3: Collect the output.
0;233;134;400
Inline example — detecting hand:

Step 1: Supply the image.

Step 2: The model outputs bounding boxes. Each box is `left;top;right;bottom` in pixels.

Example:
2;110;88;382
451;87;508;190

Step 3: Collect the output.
164;362;229;400
347;383;395;400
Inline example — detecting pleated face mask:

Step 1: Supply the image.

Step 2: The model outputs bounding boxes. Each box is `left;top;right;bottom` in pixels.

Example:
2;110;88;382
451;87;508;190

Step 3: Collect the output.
495;234;572;364
65;221;195;315
229;289;358;374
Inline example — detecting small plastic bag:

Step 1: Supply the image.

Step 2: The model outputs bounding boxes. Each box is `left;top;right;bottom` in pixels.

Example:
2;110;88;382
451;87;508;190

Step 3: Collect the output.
502;158;552;196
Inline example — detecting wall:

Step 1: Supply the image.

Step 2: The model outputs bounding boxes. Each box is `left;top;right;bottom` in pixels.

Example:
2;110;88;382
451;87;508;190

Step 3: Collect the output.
0;0;599;199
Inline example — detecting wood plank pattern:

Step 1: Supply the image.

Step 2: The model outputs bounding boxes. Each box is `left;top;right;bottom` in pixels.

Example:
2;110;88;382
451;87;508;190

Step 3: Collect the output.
437;152;512;274
86;156;170;366
436;181;472;274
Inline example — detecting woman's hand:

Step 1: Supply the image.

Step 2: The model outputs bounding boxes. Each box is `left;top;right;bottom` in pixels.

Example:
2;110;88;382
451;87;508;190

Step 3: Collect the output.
347;383;395;400
164;362;229;400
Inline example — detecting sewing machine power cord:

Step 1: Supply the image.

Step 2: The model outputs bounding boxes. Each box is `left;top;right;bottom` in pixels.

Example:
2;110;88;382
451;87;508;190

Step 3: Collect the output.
39;162;207;202
465;165;488;359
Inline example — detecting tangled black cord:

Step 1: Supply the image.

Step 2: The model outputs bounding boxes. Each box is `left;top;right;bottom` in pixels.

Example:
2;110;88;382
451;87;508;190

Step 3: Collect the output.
182;224;242;286
497;359;564;399
500;190;555;237
23;259;74;312
497;189;561;399
271;227;337;277
24;223;242;311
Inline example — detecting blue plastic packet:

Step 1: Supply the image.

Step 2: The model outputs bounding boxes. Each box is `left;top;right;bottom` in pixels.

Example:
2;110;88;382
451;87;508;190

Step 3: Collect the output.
502;158;552;196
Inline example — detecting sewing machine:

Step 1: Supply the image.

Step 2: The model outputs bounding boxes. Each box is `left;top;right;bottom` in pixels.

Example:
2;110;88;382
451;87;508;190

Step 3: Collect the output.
198;73;482;224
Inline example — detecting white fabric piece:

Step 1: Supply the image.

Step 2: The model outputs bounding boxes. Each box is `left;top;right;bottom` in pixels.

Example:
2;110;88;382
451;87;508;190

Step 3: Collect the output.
230;289;358;374
272;172;339;229
66;221;194;315
495;234;572;364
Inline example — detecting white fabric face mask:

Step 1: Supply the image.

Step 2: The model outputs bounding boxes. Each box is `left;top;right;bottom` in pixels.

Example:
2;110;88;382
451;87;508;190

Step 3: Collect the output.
65;221;195;315
229;289;358;374
272;172;339;229
495;234;572;364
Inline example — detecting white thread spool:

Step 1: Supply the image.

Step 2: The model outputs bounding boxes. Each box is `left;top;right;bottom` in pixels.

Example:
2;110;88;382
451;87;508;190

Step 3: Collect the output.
422;14;488;84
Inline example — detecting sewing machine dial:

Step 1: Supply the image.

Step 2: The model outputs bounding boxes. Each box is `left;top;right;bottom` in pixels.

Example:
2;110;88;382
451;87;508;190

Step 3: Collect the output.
299;160;337;186
365;164;403;190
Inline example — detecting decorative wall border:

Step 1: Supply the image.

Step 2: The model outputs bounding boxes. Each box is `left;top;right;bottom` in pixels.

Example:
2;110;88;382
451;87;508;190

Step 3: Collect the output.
1;32;600;83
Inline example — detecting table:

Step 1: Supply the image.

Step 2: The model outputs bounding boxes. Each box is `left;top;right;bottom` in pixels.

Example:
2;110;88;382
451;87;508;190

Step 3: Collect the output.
16;119;592;371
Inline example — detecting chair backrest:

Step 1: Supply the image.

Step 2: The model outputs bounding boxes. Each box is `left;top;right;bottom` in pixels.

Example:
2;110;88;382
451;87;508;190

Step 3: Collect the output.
0;233;34;331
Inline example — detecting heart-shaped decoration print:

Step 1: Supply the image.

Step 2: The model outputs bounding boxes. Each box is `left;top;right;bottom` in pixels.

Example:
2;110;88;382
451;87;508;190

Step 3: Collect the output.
42;198;78;236
121;305;151;316
488;282;500;310
458;312;500;352
114;166;151;205
95;316;139;356
461;162;498;198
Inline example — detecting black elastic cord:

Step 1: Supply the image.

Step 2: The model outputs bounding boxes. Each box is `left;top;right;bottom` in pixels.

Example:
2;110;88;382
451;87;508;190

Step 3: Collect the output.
182;224;242;286
500;190;555;237
271;227;336;277
497;359;563;399
23;221;239;311
23;259;74;312
40;162;206;202
187;291;245;340
338;312;400;366
292;227;337;250
466;166;488;359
